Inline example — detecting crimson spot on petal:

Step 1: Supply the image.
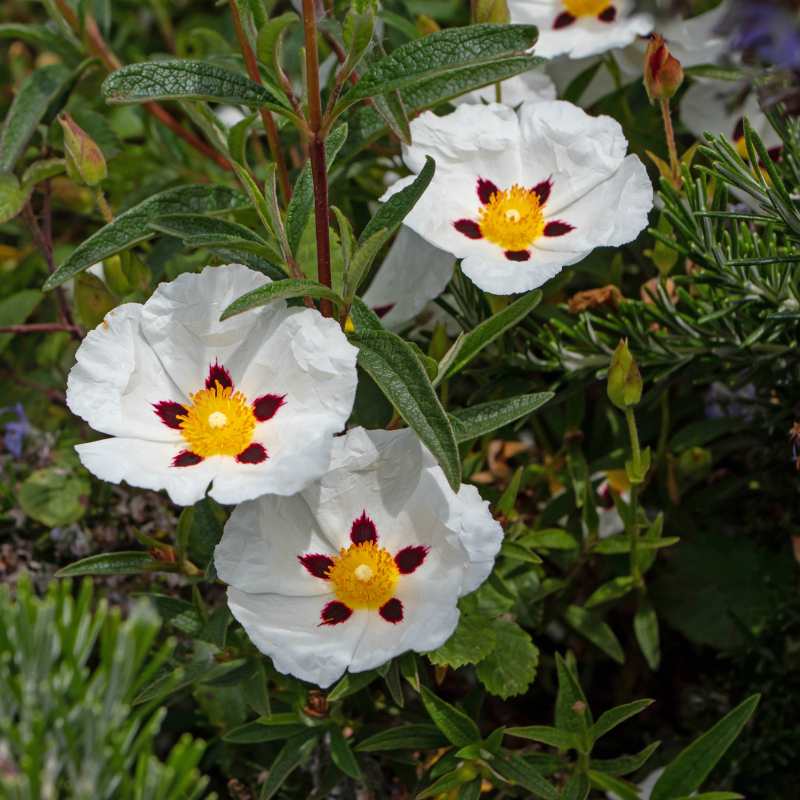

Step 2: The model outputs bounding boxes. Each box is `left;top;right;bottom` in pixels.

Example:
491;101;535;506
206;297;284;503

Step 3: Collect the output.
477;178;499;205
505;250;531;262
394;545;429;574
252;394;285;422
153;400;187;430
598;5;616;22
766;146;784;164
299;553;335;580
351;511;378;545
236;443;267;464
320;600;352;626
172;450;203;467
544;221;575;237
206;360;233;391
733;117;745;141
373;303;395;319
531;178;553;205
454;219;482;239
554;11;575;28
379;598;404;624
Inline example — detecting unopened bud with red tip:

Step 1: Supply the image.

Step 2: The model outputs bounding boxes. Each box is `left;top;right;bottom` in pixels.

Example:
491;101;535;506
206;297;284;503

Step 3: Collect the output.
607;339;643;410
471;0;510;24
643;33;684;102
58;113;107;187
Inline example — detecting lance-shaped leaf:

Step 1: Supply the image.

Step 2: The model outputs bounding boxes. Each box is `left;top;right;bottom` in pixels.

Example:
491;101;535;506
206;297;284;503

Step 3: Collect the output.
285;124;349;256
588;700;653;745
257;12;299;73
101;60;298;121
505;726;580;750
372;89;411;145
54;552;163;577
634;596;661;670
593;535;679;554
492;749;560;800
133;593;208;638
148;212;268;243
589;773;641;800
44;184;246;288
329;724;361;780
356;724;449;752
449;393;553;441
189;497;224;572
341;7;376;79
260;730;323;800
335;23;539;110
228;111;258;165
327;670;378;701
562;773;590;800
230;159;286;249
243;659;271;719
563;606;625;665
584;577;635;609
0;23;81;58
590;741;661;776
349;295;384;333
352;330;461;490
184;234;288;270
222;278;344;319
133;655;216;705
344;228;386;302
420;685;481;747
223;720;308;743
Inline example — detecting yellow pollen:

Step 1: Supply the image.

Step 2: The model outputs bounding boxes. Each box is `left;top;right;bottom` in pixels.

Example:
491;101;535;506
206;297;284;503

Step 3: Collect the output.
563;0;611;16
177;380;255;458
326;541;400;610
479;184;545;252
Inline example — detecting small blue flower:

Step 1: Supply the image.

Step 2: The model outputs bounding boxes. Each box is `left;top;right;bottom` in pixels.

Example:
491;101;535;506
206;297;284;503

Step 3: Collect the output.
704;381;757;422
0;403;29;458
726;1;800;69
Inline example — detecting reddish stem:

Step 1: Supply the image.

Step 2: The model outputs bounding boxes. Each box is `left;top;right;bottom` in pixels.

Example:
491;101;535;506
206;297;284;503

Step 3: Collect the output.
0;323;81;334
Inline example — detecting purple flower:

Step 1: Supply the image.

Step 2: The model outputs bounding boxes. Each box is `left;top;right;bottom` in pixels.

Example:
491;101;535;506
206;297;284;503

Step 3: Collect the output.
0;403;29;458
704;381;757;422
726;2;800;69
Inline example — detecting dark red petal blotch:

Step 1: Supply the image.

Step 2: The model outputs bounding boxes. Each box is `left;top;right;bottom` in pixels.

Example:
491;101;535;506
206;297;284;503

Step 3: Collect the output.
544;221;575;237
172;450;204;467
531;178;553;205
505;250;531;262
379;598;404;624
454;219;483;239
372;303;396;319
206;360;233;391
599;6;617;22
351;511;378;545
394;545;429;575
153;400;187;430
236;443;267;464
477;178;499;205
252;394;285;422
320;601;352;626
554;11;575;28
299;553;335;579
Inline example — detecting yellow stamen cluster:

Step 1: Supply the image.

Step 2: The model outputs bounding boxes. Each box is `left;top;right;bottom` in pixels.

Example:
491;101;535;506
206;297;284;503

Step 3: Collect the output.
479;184;545;252
178;380;255;457
326;541;400;610
563;0;611;17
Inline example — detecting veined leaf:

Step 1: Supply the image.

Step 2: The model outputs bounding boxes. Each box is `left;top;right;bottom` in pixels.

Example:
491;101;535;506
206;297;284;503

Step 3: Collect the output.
329;724;361;780
492;749;560;800
349;296;385;333
588;700;654;745
563;606;625;665
256;12;299;72
371;89;411;145
634;596;661;670
356;724;449;752
148;212;268;243
345;228;387;302
562;772;590;800
259;729;322;800
223;720;307;743
45;185;246;288
555;652;593;734
184;233;287;269
189;498;224;574
426;615;496;668
133;655;215;705
420;685;481;747
590;741;661;777
55;552;162;577
243;659;271;719
594;535;679;554
584;577;635;609
0;23;81;58
506;726;580;750
475;618;538;699
327;670;378;701
221;278;344;319
133;593;207;638
352;330;461;490
588;773;641;800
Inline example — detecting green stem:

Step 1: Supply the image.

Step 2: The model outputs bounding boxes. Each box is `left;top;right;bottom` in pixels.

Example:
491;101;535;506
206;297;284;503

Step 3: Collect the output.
625;405;643;586
625;405;641;476
92;186;113;223
661;98;681;190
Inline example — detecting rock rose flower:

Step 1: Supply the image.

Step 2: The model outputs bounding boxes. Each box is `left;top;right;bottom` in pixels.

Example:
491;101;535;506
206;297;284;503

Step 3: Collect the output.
507;0;652;60
67;263;358;506
381;101;652;295
215;428;503;688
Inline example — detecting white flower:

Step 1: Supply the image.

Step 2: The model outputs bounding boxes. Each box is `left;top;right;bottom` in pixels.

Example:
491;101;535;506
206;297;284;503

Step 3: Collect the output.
381;101;652;295
361;226;455;330
507;0;653;60
452;68;557;108
67;264;358;507
215;427;503;688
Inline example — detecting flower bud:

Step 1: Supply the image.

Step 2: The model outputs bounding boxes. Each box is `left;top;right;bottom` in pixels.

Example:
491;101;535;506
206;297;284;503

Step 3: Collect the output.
471;0;510;25
58;113;107;187
607;339;643;410
677;446;712;482
643;34;684;102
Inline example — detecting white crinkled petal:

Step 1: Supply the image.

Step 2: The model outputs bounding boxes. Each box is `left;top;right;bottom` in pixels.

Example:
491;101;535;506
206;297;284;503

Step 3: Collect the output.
361;227;455;330
75;438;221;507
226;588;368;688
67;303;186;441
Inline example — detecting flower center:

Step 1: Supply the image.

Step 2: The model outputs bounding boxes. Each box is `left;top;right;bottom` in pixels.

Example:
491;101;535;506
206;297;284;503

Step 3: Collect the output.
563;0;610;16
177;380;256;458
479;184;545;252
326;541;400;610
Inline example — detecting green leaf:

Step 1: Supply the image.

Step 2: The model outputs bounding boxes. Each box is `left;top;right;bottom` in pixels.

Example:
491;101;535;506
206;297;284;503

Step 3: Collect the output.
505;726;579;749
227;111;258;166
588;772;641;800
75;272;116;328
223;720;308;743
256;12;299;71
19;468;90;527
426;615;497;668
650;695;760;800
672;794;744;800
475;619;538;699
634;596;661;670
102;60;295;121
589;700;653;745
45;185;246;288
420;685;481;747
337;24;539;108
332;205;357;269
419;767;476;798
458;571;515;617
21;157;67;186
449;393;553;441
563;606;624;664
184;233;287;267
327;670;377;701
189;498;224;572
352;330;461;490
0;290;42;353
584;577;635;609
344;227;387;302
0;23;81;59
329;725;361;779
222;278;343;319
148;211;270;247
260;730;322;800
342;8;377;78
133;655;215;705
562;772;589;800
371;89;411;145
555;652;593;734
594;535;679;554
456;778;482;800
55;551;160;577
229;159;284;247
0;173;32;224
518;528;579;550
637;512;664;576
590;741;660;776
443;290;542;381
492;749;560;800
384;659;404;707
241;660;271;718
356;724;449;752
285;124;348;256
494;466;522;517
349;295;385;333
135;593;207;638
